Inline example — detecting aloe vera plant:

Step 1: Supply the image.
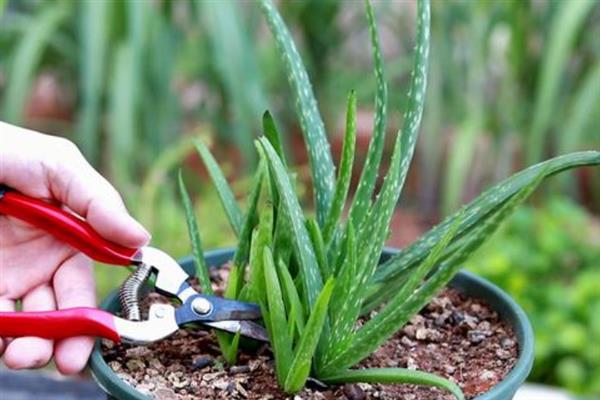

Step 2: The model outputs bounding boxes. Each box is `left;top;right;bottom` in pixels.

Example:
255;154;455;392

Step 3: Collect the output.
178;0;600;398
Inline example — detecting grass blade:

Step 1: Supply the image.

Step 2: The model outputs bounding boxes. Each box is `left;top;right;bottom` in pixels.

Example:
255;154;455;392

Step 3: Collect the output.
198;0;267;165
260;0;335;228
108;43;136;186
322;368;463;400
263;247;293;384
527;0;596;163
178;171;212;294
323;90;357;244
284;278;335;392
259;137;323;309
179;171;238;363
2;4;69;124
347;0;388;228
194;138;243;237
76;0;109;163
559;61;600;153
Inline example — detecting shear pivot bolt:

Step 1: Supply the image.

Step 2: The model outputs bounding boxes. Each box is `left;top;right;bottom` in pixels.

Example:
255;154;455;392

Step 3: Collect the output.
154;306;166;319
192;298;212;315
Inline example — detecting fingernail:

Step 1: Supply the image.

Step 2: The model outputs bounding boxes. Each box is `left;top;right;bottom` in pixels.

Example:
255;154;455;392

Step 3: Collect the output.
131;218;152;243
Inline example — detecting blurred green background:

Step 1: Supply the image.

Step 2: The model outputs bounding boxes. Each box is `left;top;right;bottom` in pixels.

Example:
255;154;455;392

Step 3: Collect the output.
1;0;598;395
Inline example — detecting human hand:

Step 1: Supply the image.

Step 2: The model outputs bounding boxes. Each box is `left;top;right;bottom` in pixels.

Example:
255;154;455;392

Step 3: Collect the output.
0;121;150;374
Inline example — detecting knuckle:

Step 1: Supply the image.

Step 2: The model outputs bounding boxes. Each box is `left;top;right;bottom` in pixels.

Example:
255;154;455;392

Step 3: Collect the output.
52;137;83;160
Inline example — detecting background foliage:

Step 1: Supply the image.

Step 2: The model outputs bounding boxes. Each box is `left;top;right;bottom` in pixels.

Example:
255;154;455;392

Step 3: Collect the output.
1;0;599;395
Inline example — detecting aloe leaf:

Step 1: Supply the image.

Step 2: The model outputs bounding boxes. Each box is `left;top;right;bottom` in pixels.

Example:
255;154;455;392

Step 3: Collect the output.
260;0;335;228
330;174;544;372
346;0;388;228
330;0;429;267
179;172;237;362
263;111;288;167
194;138;243;236
263;247;293;384
322;124;404;365
321;368;463;400
394;0;430;203
259;137;323;309
178;171;213;294
306;218;331;280
559;61;600;154
330;125;404;348
233;162;265;268
223;330;241;365
328;91;401;360
247;200;274;304
323;91;357;244
527;0;596;163
322;222;356;365
284;278;335;393
277;259;306;338
324;216;460;371
3;4;69;124
373;151;600;292
227;163;266;299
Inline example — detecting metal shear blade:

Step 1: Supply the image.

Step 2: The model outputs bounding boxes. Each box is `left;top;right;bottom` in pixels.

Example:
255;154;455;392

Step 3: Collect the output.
204;320;270;342
174;293;268;342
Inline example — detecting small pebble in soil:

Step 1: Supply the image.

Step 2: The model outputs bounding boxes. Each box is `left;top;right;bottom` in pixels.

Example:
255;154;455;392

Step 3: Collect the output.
191;355;213;370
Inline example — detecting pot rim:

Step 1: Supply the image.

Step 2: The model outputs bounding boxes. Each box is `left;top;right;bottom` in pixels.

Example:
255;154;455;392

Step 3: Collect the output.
89;247;534;400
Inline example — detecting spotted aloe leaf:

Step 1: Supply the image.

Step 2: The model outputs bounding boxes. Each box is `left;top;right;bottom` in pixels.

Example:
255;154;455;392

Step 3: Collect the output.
370;150;600;307
284;278;335;392
259;137;324;310
321;0;430;364
263;247;293;383
326;172;545;373
321;221;356;366
260;0;336;228
328;0;430;274
323;90;357;245
346;0;388;229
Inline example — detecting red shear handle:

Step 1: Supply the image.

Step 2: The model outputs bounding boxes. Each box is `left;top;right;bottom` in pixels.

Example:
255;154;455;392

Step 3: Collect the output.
0;188;139;265
0;308;121;342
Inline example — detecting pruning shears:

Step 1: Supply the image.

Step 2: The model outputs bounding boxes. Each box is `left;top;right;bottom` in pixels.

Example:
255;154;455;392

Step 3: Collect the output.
0;185;268;344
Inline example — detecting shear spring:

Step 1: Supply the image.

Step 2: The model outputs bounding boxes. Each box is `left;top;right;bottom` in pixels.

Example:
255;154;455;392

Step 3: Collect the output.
119;264;152;321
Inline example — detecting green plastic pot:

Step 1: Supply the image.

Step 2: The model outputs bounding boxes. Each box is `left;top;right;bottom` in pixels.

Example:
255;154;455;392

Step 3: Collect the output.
89;248;534;400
